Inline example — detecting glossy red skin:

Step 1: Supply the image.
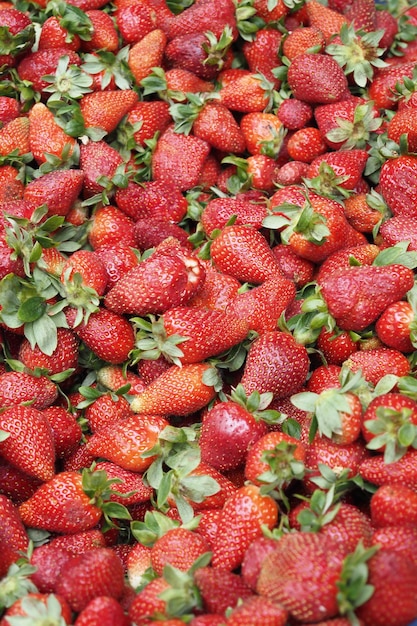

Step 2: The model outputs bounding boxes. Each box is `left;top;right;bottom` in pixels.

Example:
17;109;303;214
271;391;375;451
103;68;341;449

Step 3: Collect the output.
199;401;268;471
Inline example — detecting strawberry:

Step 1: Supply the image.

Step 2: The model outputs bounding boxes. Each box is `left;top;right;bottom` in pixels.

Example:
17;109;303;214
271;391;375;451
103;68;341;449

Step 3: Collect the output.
30;542;73;594
0;117;29;156
128;28;167;84
240;330;310;398
210;224;282;284
343;191;387;233
239;112;283;158
18;327;79;375
226;595;288;626
226;275;296;334
0;494;30;577
315;243;380;283
94;461;153;505
344;347;411;386
190;102;246;154
359;449;417;490
84;393;133;432
370;483;417;528
74;596;130;626
138;305;249;365
130;362;217;416
96;364;146;395
125;100;172;146
252;0;288;22
257;532;347;623
115;179;187;222
82;9;119;52
287;127;327;163
0;460;42;505
379;215;417;250
387;107;417;152
306;149;369;192
126;542;152;589
54;547;125;613
244;430;306;488
38;16;81;51
378;154;417;217
164;31;233;81
271;244;315;287
355;549;417;626
187;266;240;311
243;28;283;87
304;437;369;490
287;53;349;104
79;140;124;198
316;328;358;365
127;576;170;624
282;26;325;61
134;218;191;251
276;98;313;130
47;529;107;555
0;7;34;67
61;249;108;296
0;370;58;410
193;566;253;614
104;240;205;315
368;61;417;110
86;414;169;472
199;390;270;472
80;89;138;135
42;406;82;460
116;0;158;45
371;525;417;568
319;264;415;332
17;48;82;94
211;484;278;570
28;102;77;165
23;169;85;218
18;467;127;533
0;165;24;202
218;70;275;113
305;0;348;41
375;300;415;353
150;527;210;576
94;243;139;288
345;0;376;31
152;124;211;191
1;594;72;626
88;205;136;250
166;0;237;40
0;97;20;124
67;305;135;364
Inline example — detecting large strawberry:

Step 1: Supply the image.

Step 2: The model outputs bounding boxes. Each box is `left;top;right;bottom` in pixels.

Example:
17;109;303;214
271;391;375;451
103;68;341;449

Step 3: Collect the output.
287;53;349;104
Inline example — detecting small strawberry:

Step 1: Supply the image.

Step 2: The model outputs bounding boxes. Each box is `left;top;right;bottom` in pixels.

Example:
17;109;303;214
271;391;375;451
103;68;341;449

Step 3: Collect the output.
380;215;417;250
116;0;158;45
150;527;210;576
79;139;124;198
30;542;73;594
164;30;234;81
218;70;275;113
276;98;313;130
370;483;417;528
74;596;130;626
124;99;172;147
305;0;348;41
371;525;417;568
88;205;136;250
1;594;72;626
226;595;288;626
282;26;325;61
94;243;139;289
0;165;24;202
134;218;191;251
82;9;119;52
130;362;218;416
211;484;278;570
94;460;153;505
368;61;417;110
42;405;82;460
0;117;30;156
193;566;253;614
287;127;327;164
0;370;58;410
128;28;167;84
84;392;133;432
379;154;417;218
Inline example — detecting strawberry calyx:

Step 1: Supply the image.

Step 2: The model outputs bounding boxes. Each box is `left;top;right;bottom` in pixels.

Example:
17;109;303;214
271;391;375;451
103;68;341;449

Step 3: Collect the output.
234;0;266;43
282;281;335;345
43;55;93;104
81;47;134;92
2;593;68;625
325;100;383;150
326;24;388;89
264;195;331;245
336;541;379;625
158;553;212;618
256;440;306;503
130;314;187;367
0;557;38;612
141;425;220;523
372;240;417;269
0;23;35;58
304;161;354;201
130;509;184;547
202;26;235;69
228;383;285;426
364;405;417;463
81;464;132;530
44;0;94;43
169;91;220;135
295;483;342;532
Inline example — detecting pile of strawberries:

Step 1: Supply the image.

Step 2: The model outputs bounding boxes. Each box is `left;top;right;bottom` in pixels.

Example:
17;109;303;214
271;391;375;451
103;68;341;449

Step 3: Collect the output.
3;0;417;623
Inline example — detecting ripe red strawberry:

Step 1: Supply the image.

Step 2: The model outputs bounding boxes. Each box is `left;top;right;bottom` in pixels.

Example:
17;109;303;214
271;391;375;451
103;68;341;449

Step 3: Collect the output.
17;48;81;93
211;484;278;570
0;459;42;505
355;549;417;626
287;53;348;104
305;0;348;40
387;107;417;153
287;126;327;163
47;528;107;555
0;96;20;124
125;100;172;146
86;414;169;472
73;596;130;626
188;266;240;311
282;26;325;61
191;102;246;153
28;102;77;165
315;243;379;283
166;0;237;40
0;165;24;202
244;430;306;488
378;154;417;217
0;370;58;410
134;218;191;251
277;98;313;130
94;461;152;505
130;362;217;416
61;249;108;296
1;593;72;625
54;547;125;613
371;525;417;568
271;244;315;287
240;330;310;398
226;595;288;626
80;89;138;134
88;205;136;250
116;0;158;45
345;0;376;31
42;405;82;460
104;239;205;315
199;396;269;472
243;28;283;88
152;125;211;191
82;9;119;52
218;70;274;113
115;179;187;223
23;169;85;218
150;527;210;576
210;224;282;284
96;364;146;395
30;542;73;594
0;117;30;156
379;215;417;250
344;347;411;386
306;149;369;191
304;437;369;490
319;264;414;332
0;494;30;577
128;28;167;84
375;300;415;353
193;566;253;614
79;140;124;197
38;16;81;51
66;306;135;364
238;112;283;157
316;328;358;365
18;327;79;375
368;61;417;110
164;31;233;81
359;449;417;490
84;392;133;432
257;532;347;623
94;243;140;289
370;483;417;528
128;576;170;624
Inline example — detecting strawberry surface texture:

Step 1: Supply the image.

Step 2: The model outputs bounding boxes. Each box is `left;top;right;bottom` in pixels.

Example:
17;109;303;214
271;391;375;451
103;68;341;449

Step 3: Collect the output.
3;0;417;624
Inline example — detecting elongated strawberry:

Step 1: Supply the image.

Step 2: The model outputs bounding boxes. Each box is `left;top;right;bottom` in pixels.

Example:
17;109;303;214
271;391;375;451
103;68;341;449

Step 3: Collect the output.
211;484;278;570
23;169;84;218
0;494;30;577
130;362;218;416
80;89;138;134
241;330;310;398
218;70;275;113
104;239;205;316
28;102;77;165
128;28;167;84
79;139;124;198
166;0;237;40
287;53;348;104
378;154;417;217
86;414;168;472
